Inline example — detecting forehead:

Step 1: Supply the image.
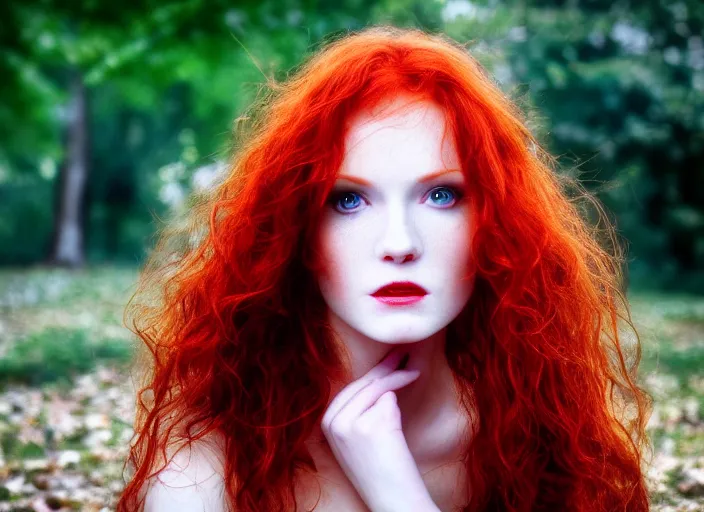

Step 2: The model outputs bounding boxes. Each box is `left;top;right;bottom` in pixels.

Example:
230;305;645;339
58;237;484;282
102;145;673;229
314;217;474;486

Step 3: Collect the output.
345;96;448;145
340;96;460;178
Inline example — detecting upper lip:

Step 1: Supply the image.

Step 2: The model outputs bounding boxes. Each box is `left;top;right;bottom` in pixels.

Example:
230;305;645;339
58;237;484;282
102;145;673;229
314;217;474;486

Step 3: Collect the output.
371;281;428;297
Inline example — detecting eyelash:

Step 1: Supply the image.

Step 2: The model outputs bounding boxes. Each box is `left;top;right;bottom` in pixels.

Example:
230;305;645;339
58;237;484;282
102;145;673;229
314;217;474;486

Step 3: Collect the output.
327;185;465;214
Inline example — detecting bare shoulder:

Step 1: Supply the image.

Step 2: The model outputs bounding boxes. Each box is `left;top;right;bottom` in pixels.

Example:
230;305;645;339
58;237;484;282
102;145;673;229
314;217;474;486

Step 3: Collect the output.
144;432;231;512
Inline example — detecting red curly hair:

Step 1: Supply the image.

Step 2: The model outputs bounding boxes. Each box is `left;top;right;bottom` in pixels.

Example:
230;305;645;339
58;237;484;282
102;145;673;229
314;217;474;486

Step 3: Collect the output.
117;26;652;512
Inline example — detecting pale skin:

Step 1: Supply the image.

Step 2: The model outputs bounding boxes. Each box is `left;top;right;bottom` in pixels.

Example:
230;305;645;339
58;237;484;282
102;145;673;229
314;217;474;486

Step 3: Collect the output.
143;96;474;511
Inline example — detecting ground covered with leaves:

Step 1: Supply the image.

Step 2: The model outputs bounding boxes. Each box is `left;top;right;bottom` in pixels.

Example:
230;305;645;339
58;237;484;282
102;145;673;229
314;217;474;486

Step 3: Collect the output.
0;267;702;511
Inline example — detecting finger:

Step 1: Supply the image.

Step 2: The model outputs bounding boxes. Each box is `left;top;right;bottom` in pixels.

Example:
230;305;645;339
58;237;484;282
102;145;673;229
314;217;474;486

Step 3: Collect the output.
333;369;420;427
361;390;399;423
323;348;405;427
323;348;408;426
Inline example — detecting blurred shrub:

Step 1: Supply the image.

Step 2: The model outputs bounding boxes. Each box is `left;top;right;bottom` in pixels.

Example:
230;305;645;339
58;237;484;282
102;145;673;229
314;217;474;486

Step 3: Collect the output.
0;327;133;388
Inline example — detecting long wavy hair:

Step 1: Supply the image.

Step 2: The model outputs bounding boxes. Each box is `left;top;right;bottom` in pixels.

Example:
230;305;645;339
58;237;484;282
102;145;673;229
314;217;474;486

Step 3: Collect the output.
117;26;652;512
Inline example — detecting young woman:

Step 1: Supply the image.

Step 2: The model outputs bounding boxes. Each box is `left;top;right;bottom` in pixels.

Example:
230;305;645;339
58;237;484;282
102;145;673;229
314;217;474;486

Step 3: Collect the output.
117;26;652;512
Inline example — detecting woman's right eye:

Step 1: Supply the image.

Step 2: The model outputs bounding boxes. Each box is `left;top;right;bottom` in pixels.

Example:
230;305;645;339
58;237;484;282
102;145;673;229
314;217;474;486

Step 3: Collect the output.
329;191;365;213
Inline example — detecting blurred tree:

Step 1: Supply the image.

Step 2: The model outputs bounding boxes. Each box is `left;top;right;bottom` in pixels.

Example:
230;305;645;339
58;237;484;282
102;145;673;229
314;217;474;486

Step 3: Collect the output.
0;0;442;266
1;0;195;266
51;71;87;266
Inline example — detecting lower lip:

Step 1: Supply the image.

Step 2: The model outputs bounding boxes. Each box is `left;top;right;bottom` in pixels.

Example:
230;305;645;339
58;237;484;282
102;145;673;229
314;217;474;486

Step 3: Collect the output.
373;295;426;305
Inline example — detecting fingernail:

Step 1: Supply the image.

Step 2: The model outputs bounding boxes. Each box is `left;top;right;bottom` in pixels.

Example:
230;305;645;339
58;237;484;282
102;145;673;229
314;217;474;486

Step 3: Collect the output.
403;369;421;379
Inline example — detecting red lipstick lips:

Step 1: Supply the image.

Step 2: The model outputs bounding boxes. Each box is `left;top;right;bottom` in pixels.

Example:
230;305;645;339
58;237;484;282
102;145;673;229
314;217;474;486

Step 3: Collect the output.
372;281;428;296
371;281;427;306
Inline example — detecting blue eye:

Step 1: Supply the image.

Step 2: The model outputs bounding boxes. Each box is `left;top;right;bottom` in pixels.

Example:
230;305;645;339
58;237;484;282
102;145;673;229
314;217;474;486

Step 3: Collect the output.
426;186;462;207
331;191;364;213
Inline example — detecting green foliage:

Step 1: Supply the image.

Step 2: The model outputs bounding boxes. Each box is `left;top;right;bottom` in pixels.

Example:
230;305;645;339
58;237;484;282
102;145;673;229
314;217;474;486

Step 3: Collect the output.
0;430;19;463
0;435;46;462
17;441;44;459
0;328;134;388
645;345;704;379
58;426;89;451
0;177;54;264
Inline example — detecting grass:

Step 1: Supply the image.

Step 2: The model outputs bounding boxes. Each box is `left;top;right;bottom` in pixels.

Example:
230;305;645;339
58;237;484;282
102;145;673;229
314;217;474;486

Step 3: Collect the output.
0;265;138;310
0;265;138;388
0;327;134;388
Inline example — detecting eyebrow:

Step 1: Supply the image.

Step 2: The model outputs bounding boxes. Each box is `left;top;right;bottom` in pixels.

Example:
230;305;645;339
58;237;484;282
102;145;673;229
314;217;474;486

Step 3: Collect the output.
336;168;464;187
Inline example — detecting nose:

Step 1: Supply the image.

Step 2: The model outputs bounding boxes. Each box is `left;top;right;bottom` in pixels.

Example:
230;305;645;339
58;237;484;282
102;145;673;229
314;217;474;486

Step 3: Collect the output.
376;205;422;264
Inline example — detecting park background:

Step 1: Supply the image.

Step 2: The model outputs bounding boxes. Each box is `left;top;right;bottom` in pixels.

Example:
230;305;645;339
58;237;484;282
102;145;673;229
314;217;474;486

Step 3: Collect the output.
0;0;702;510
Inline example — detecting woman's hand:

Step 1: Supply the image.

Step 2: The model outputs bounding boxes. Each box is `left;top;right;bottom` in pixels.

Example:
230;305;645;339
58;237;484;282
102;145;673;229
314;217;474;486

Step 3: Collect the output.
321;347;439;512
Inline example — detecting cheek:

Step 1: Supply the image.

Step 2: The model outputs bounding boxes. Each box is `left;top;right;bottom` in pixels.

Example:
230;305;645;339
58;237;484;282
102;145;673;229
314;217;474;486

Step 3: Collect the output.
314;219;355;293
429;214;474;294
426;211;472;257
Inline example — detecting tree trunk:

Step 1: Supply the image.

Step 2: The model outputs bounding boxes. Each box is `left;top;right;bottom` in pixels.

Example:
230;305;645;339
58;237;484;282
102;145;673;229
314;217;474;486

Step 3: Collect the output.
50;71;88;267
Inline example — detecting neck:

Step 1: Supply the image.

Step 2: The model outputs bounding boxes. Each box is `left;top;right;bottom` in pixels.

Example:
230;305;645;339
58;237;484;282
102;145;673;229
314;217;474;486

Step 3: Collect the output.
305;311;459;472
331;306;453;417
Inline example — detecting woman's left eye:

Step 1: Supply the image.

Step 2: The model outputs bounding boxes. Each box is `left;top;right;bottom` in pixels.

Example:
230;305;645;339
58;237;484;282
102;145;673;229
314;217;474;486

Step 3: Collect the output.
425;186;463;207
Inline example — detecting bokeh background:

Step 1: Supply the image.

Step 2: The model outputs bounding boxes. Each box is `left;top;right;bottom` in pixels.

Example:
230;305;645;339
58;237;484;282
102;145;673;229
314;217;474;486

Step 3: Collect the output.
0;0;702;510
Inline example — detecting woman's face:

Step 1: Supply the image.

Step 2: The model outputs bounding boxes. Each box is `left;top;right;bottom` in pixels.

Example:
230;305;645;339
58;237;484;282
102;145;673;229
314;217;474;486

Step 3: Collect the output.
314;96;475;345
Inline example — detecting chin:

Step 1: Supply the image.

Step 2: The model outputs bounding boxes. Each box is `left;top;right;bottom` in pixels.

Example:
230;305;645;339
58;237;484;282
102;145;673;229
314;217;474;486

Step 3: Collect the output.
364;325;442;345
376;337;424;346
